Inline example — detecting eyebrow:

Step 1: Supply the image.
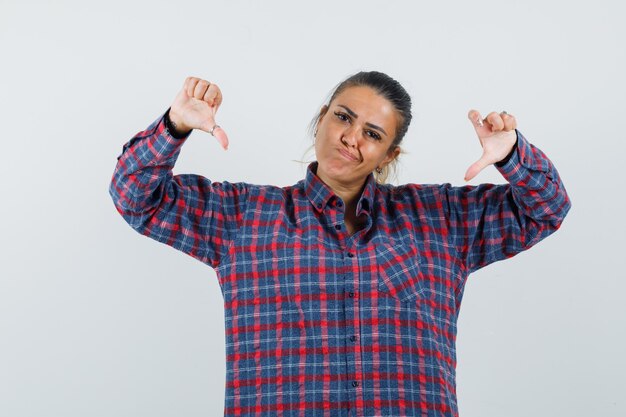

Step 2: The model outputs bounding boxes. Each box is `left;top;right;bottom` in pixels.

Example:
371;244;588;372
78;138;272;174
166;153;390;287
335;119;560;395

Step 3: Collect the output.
337;104;388;136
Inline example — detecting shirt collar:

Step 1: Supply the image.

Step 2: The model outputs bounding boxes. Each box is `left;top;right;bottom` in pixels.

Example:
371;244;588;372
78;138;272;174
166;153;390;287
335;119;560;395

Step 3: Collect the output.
304;161;375;215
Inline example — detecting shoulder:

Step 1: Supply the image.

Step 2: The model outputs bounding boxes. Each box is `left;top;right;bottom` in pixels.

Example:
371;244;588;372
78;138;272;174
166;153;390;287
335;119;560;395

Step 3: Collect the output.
376;182;447;201
223;178;307;203
372;183;452;219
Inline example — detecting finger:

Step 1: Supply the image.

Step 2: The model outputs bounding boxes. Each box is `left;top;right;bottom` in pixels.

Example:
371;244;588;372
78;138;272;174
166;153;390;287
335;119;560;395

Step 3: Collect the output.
203;83;220;107
214;85;223;108
183;76;195;94
501;112;517;131
467;109;484;128
213;84;223;108
194;80;211;100
464;155;490;182
202;84;213;103
186;77;200;98
486;111;504;132
467;109;490;144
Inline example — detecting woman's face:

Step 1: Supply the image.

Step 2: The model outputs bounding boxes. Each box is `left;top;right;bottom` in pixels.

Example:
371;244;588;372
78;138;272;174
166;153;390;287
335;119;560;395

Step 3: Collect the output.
314;85;401;189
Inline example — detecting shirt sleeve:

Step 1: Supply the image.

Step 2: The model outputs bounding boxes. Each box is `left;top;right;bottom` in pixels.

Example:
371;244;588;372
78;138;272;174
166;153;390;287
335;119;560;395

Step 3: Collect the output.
440;129;572;274
108;109;249;268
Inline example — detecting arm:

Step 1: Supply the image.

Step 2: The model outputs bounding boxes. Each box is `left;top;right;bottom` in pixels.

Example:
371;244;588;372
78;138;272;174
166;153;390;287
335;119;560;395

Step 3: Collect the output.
442;129;571;273
108;78;247;268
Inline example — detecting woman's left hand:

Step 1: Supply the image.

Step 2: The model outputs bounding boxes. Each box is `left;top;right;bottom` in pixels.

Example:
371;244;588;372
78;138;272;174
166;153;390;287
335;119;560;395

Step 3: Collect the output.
464;109;518;181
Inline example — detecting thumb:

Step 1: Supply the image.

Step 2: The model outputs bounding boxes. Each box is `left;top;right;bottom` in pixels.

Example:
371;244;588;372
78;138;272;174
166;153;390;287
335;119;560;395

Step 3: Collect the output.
199;108;229;150
213;127;229;150
464;154;490;182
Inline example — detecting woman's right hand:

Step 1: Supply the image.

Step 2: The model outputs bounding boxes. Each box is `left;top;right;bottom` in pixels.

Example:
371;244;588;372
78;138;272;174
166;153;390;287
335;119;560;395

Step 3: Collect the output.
169;76;229;150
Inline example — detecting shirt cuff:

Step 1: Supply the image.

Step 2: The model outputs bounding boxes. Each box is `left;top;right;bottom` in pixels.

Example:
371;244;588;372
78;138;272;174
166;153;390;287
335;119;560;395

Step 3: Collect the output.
495;129;551;184
164;107;193;140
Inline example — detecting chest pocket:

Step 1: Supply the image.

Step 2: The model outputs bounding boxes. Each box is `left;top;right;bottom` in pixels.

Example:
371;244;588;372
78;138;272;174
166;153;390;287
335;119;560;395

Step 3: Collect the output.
376;239;426;303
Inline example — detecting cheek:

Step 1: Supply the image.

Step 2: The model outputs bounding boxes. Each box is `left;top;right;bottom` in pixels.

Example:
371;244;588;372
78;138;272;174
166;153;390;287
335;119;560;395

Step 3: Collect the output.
314;136;329;158
315;129;331;149
361;146;380;160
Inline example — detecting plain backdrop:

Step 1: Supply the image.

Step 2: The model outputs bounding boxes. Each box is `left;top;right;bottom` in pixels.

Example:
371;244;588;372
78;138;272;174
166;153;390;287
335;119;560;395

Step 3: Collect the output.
1;1;624;416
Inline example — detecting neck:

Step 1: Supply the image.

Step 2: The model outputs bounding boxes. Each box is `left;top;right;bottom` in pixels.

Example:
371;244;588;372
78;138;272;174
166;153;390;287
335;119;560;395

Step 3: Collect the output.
313;164;369;235
330;181;363;209
329;180;368;234
315;167;367;212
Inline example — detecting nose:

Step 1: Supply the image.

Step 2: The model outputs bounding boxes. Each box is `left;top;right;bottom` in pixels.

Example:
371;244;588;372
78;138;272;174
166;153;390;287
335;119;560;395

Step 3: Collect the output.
342;125;359;148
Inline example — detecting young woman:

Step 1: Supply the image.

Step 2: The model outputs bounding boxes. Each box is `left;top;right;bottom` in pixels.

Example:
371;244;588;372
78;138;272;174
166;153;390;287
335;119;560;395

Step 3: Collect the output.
109;71;571;417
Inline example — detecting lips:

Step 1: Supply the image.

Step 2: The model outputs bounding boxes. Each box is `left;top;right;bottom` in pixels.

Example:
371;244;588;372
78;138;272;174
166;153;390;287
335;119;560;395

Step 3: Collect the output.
338;148;359;162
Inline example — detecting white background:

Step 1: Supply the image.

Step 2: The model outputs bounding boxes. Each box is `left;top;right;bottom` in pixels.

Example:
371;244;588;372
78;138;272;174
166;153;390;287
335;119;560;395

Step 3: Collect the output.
1;0;624;416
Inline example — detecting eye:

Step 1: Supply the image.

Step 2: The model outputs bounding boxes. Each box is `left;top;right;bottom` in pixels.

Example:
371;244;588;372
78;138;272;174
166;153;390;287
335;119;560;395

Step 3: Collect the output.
334;111;382;141
366;130;382;141
334;111;350;122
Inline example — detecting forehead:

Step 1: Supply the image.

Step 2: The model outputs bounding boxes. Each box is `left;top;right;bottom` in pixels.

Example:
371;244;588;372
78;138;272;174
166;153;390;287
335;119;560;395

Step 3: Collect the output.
331;86;398;130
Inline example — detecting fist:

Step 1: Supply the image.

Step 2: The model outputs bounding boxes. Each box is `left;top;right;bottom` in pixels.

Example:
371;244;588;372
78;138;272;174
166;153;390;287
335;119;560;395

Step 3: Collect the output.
169;76;229;150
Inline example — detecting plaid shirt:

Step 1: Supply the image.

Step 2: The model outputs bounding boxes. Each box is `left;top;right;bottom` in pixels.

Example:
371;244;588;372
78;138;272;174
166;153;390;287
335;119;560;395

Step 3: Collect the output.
109;110;571;417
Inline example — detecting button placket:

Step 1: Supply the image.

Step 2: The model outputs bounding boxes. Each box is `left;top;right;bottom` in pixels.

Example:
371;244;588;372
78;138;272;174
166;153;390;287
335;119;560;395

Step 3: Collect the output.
340;245;362;408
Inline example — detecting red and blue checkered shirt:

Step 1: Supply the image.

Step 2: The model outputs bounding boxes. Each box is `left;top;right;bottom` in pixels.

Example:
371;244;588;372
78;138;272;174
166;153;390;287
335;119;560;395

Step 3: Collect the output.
109;110;571;417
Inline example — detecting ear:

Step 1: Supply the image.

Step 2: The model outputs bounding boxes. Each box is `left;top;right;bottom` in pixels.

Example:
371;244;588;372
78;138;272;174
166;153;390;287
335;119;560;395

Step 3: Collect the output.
381;145;401;167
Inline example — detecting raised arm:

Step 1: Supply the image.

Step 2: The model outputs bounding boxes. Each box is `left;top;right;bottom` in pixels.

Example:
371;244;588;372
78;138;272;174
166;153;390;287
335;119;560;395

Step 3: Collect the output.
108;77;247;268
441;110;571;274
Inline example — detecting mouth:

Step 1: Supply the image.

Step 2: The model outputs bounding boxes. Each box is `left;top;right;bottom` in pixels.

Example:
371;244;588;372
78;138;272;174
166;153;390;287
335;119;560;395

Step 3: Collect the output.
338;148;359;162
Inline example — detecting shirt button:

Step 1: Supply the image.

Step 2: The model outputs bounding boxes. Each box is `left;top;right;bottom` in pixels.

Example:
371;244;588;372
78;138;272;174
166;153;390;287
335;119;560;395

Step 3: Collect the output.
347;252;354;258
335;224;341;230
348;292;354;298
316;203;322;209
352;381;359;387
350;335;356;342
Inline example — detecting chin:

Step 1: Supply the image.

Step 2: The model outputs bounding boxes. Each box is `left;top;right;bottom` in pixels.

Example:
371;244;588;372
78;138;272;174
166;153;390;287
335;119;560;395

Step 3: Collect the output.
320;160;351;175
322;165;366;185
